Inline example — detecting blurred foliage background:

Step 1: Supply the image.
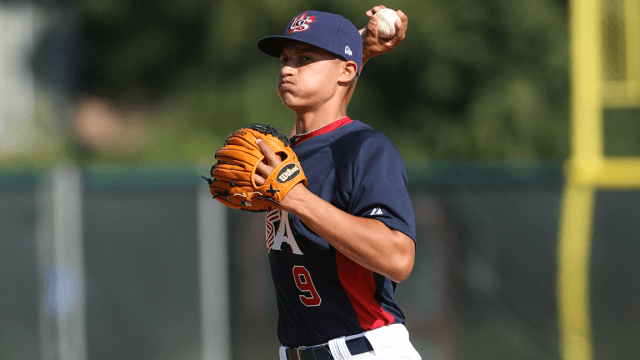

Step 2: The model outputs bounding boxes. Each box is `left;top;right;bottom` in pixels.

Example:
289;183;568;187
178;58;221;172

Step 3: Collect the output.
55;0;572;163
3;1;640;359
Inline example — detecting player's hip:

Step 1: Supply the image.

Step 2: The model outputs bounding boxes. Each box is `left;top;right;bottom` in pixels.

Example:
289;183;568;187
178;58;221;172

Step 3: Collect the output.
279;323;421;360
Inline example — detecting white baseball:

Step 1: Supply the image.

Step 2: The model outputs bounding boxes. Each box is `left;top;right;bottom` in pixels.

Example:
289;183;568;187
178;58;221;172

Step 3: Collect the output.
375;8;401;39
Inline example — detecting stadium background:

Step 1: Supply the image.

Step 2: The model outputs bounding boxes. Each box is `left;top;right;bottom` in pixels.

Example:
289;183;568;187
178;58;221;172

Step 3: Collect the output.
1;0;639;359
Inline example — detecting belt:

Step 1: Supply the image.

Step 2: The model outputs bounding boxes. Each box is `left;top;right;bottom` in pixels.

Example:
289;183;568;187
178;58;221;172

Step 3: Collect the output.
285;336;373;360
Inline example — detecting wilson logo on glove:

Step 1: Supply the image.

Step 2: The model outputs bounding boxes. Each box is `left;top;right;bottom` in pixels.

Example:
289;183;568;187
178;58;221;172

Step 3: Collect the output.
277;163;301;183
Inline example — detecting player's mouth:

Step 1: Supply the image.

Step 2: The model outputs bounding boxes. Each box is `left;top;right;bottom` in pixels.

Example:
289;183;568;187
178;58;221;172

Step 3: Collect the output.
278;81;295;91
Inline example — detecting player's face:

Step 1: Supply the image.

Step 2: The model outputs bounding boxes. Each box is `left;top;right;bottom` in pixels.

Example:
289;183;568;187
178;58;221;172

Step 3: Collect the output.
277;42;345;111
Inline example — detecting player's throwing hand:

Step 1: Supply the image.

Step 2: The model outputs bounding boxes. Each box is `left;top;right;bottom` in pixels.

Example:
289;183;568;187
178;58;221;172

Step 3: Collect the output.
360;5;408;64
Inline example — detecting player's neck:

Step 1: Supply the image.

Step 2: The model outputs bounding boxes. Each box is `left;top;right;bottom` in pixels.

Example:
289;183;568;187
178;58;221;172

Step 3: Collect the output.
294;109;347;136
293;96;349;136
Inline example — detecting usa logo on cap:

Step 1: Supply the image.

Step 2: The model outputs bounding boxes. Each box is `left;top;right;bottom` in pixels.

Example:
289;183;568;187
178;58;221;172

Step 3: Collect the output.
289;12;316;33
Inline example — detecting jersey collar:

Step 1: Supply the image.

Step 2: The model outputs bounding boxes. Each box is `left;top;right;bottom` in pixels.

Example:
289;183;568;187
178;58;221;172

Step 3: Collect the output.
291;116;353;146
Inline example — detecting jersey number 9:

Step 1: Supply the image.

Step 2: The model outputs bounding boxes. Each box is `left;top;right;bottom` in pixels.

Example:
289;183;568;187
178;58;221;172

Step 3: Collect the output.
293;265;322;307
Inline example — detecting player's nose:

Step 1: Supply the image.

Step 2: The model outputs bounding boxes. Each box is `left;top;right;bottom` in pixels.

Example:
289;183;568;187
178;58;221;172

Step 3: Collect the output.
280;64;296;77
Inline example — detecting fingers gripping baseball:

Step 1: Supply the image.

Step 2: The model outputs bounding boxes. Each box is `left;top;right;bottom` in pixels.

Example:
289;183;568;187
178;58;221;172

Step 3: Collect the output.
361;6;407;63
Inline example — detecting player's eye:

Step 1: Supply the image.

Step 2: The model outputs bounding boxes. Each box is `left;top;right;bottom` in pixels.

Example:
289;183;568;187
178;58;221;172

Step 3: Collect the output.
280;57;289;65
293;56;312;66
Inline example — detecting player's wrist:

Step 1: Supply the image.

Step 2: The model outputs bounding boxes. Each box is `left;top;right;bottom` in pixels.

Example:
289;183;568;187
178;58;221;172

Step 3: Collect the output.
279;183;309;214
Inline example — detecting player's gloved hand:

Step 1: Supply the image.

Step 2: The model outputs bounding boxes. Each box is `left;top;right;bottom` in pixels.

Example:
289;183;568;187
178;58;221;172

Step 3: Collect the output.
203;124;307;212
359;5;408;64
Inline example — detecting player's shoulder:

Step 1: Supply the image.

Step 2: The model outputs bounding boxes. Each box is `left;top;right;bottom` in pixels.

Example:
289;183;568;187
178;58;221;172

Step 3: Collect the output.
334;120;400;155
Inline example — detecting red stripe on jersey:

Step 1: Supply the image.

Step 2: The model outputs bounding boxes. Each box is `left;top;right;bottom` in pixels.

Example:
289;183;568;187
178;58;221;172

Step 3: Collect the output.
292;117;353;145
335;250;395;330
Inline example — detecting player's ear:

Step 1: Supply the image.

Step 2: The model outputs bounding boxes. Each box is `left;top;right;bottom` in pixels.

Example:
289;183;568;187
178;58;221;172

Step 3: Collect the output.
338;60;358;83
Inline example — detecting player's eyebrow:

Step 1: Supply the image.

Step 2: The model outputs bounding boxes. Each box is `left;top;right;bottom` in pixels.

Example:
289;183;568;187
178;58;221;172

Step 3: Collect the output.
282;43;336;58
292;45;318;53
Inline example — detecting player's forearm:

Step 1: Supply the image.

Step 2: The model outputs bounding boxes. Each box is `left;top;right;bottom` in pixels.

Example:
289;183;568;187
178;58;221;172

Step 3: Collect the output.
281;185;415;282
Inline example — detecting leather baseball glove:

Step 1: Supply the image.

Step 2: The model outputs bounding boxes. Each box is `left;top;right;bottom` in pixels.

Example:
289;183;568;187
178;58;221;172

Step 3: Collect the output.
202;124;307;211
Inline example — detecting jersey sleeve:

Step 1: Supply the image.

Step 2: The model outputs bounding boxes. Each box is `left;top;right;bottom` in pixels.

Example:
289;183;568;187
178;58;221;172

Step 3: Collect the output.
340;130;416;242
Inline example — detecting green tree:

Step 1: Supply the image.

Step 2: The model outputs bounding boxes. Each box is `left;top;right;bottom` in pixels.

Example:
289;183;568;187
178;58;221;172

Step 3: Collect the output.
75;0;570;161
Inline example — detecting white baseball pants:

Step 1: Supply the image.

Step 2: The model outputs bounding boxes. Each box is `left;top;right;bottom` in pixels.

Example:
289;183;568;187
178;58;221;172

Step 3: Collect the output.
279;323;422;360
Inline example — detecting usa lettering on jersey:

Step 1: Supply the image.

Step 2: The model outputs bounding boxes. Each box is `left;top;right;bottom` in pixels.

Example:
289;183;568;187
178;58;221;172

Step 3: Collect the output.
266;210;322;307
266;209;303;255
288;12;316;33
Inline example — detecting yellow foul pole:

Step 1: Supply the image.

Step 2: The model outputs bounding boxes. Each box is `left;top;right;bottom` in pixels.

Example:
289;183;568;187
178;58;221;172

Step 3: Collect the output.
558;0;601;359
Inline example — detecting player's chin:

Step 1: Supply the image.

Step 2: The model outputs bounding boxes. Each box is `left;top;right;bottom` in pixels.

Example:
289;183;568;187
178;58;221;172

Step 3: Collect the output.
281;100;310;112
279;92;301;109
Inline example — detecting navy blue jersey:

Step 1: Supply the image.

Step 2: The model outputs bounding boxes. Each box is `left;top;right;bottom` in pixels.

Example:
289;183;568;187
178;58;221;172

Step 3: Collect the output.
265;118;416;347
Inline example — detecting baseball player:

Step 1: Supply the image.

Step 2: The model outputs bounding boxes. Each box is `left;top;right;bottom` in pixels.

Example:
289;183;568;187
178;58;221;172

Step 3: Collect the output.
252;8;421;360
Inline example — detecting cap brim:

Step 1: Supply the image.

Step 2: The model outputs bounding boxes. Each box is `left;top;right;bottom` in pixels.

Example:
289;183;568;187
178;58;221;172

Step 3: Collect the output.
257;35;298;58
258;35;351;63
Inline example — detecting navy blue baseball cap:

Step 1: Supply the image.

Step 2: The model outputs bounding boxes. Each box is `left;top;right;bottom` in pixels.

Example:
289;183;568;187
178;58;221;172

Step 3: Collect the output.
257;11;363;74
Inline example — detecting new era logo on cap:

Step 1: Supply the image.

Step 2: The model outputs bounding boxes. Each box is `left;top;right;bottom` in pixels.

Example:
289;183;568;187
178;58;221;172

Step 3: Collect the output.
345;46;352;56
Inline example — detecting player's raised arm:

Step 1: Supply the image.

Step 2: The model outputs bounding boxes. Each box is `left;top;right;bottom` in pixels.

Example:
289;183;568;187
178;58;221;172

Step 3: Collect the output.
359;5;408;66
346;6;407;108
